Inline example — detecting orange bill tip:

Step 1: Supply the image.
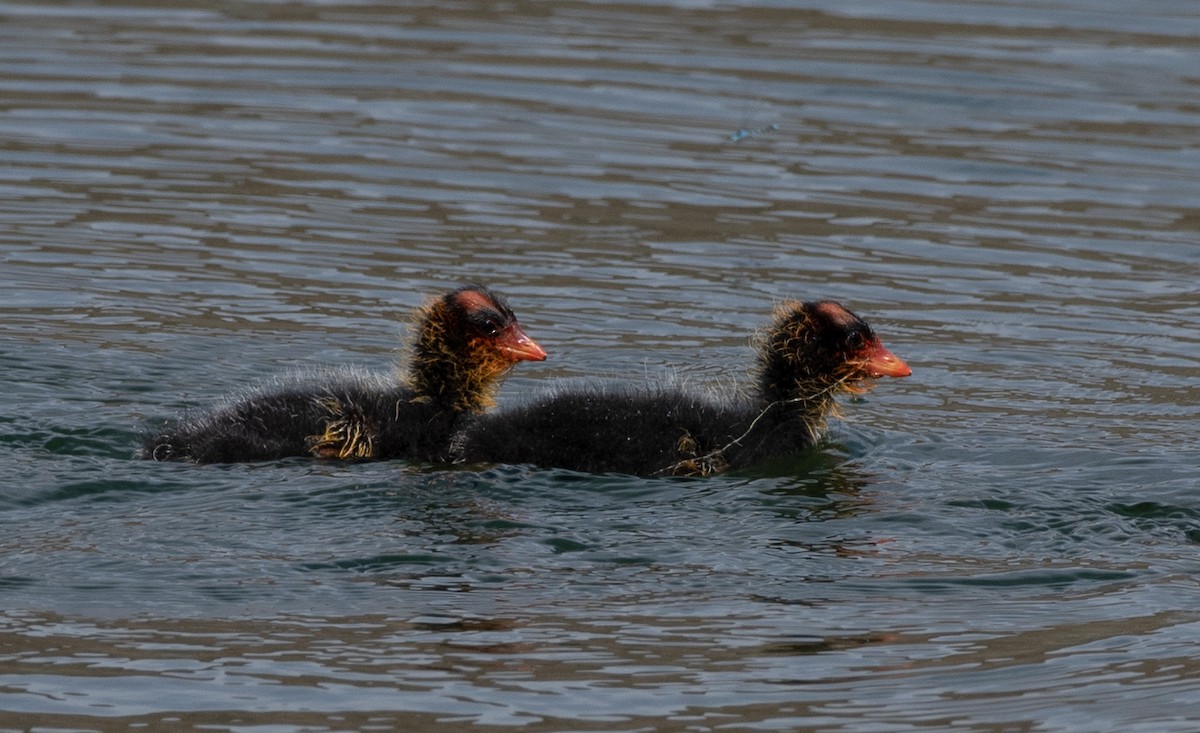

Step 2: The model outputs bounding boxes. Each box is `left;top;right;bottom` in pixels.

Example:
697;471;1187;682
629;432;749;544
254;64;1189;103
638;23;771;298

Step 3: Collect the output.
863;339;911;378
501;323;547;362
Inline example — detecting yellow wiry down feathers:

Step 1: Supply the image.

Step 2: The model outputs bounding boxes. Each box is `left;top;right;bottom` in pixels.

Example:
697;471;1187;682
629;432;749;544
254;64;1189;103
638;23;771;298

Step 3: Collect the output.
306;397;377;459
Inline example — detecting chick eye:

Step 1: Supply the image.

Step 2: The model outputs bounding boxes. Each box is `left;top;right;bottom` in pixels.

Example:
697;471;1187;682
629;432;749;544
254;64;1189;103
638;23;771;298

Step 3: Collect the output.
482;318;500;336
845;331;864;350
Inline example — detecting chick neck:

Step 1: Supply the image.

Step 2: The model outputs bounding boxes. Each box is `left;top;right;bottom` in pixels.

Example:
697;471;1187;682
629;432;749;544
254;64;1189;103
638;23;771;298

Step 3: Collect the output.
753;307;858;430
406;299;509;414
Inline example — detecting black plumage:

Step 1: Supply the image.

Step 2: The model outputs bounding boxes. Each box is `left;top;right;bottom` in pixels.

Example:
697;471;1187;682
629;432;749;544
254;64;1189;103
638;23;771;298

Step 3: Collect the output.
453;300;910;477
142;284;546;464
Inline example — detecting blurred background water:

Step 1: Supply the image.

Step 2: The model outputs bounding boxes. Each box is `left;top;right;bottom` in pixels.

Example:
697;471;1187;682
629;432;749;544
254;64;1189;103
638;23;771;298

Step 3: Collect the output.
2;0;1199;730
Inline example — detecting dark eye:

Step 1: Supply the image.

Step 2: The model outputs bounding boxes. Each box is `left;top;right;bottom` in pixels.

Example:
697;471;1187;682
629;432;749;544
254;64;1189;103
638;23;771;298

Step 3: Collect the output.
845;331;864;350
482;318;500;336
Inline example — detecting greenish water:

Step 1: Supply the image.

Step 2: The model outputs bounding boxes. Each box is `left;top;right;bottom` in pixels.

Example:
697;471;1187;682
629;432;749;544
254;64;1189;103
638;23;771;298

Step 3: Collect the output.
2;0;1199;730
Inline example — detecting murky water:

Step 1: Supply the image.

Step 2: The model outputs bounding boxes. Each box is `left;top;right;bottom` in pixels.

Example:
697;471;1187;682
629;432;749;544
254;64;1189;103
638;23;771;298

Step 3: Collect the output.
3;0;1199;730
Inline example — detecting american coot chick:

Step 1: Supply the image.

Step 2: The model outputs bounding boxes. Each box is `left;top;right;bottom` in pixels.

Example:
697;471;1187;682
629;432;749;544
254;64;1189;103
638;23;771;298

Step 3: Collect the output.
142;284;546;464
453;300;909;477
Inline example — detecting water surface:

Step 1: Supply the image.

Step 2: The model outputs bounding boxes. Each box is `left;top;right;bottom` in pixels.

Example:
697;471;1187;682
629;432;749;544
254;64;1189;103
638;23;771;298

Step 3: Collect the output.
2;0;1199;730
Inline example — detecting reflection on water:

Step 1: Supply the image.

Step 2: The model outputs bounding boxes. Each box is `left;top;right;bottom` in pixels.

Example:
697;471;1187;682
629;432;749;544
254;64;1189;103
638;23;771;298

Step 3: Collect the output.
5;607;1200;730
2;0;1200;730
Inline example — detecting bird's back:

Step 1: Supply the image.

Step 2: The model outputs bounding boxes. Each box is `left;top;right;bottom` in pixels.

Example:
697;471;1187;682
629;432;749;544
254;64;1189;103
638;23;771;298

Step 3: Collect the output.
454;383;811;477
142;371;454;464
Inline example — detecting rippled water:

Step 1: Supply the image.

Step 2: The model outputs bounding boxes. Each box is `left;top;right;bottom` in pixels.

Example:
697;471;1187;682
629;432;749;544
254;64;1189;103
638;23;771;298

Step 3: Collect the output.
3;0;1200;730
